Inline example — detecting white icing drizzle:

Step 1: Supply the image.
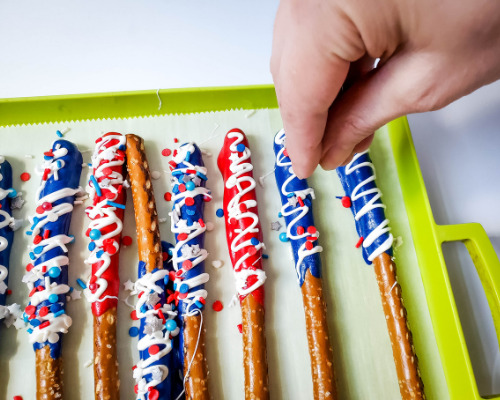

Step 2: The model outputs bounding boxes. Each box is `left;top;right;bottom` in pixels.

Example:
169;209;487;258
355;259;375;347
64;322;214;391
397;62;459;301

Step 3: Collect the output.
0;166;14;298
344;150;394;261
24;142;82;345
274;130;323;281
224;130;266;296
84;134;126;304
132;269;179;399
169;143;210;314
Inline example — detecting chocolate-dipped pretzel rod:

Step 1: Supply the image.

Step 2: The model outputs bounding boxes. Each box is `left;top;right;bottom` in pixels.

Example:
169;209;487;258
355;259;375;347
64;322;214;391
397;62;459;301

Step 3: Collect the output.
337;150;424;400
274;129;337;400
84;132;127;400
168;142;210;400
23;140;83;400
218;128;269;400
0;157;15;324
126;134;180;400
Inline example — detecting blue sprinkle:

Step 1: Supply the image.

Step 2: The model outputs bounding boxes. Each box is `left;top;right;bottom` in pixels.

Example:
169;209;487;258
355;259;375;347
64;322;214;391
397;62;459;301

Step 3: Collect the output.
173;283;177;291
56;130;63;137
186;209;195;216
216;208;224;218
68;235;75;243
287;193;294;198
195;300;204;309
48;267;61;278
185;151;191;161
140;305;147;313
7;189;17;198
196;172;207;181
54;310;65;318
129;326;140;337
172;170;183;176
118;144;126;151
49;294;59;303
262;254;269;259
164;275;170;285
165;319;177;331
172;185;179;194
89;229;101;240
279;233;289;242
278;212;283;218
186;218;194;226
236;143;245;152
88;242;96;251
24;315;29;322
90;175;102;197
167;248;173;256
96;250;104;258
34;246;44;255
107;201;125;209
179;283;189;294
69;286;74;292
27;328;33;334
250;237;259;246
33;216;39;225
30;319;41;327
138;261;146;270
186;181;195;191
44;155;52;161
51;303;62;312
26;231;33;236
29;252;36;260
56;160;63;169
76;279;87;289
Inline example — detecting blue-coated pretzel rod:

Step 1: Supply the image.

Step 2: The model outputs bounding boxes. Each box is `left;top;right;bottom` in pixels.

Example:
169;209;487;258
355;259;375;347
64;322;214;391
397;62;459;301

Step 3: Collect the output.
23;139;83;399
168;142;210;400
274;129;337;399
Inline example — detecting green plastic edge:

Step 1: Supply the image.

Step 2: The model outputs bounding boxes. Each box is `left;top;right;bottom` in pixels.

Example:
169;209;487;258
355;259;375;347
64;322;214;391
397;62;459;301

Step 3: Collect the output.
387;117;500;400
0;85;278;127
2;85;499;399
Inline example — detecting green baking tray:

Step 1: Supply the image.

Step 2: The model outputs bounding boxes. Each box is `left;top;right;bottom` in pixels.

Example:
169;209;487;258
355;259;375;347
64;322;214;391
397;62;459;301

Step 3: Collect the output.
1;85;499;400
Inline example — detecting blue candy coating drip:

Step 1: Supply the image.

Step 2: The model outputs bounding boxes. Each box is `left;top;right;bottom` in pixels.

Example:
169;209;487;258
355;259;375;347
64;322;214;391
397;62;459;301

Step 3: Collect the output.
273;131;322;286
31;140;82;359
336;151;393;264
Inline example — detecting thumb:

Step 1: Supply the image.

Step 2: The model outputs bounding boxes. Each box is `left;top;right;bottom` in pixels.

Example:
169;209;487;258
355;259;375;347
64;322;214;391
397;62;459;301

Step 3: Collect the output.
320;50;447;170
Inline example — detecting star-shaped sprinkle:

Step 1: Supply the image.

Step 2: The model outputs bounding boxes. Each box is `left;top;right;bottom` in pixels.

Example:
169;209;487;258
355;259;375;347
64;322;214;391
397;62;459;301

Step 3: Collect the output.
13;316;26;330
123;280;135;292
70;290;82;300
11;194;25;210
193;176;202;186
270;221;282;231
211;260;223;269
288;197;298;207
0;281;7;295
145;292;160;307
143;315;163;334
151;367;163;382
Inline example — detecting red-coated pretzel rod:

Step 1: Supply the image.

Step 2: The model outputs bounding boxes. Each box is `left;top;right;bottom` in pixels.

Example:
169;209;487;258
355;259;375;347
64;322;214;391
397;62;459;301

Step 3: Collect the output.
84;132;127;400
218;128;269;400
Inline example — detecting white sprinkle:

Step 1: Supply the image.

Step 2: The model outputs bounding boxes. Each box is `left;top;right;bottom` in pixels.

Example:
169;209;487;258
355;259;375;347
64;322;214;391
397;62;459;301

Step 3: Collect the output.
206;222;214;232
211;260;223;269
24;154;34;159
151;170;161;180
61;127;71;135
159;217;167;223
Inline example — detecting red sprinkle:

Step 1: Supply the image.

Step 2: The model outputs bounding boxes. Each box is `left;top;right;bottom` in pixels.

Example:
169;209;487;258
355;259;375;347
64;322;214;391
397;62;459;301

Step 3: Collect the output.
42;169;50;181
39;306;49;317
297;197;304;207
174;138;179;143
35;206;45;214
164;192;172;201
42;202;52;211
212;300;223;312
237;324;243;333
296;226;305;235
158;309;166;324
25;305;36;315
13;396;23;400
178;184;186;193
161;148;172;157
43;230;50;239
134;384;139;394
307;226;317;234
26;263;34;272
162;252;169;261
130;310;138;320
148;388;160;400
185;197;194;206
355;237;364;248
106;244;117;255
283;148;289;157
148;345;160;355
341;196;352;208
239;203;248;213
20;172;31;181
305;241;314;251
177;233;188;241
29;288;37;297
122;236;133;246
39;321;50;329
6;289;12;295
198;218;205;228
33;235;42;245
183;260;193;270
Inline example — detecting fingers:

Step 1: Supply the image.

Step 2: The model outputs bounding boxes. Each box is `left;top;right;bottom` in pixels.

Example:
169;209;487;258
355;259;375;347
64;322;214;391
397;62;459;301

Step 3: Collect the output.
271;1;350;179
320;50;444;170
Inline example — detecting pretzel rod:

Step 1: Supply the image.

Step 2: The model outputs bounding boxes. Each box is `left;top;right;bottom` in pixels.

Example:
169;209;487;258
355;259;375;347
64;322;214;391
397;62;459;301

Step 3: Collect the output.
23;139;83;400
217;128;269;400
0;157;15;325
273;129;337;399
336;150;424;399
126;134;180;400
168;142;210;399
85;132;128;400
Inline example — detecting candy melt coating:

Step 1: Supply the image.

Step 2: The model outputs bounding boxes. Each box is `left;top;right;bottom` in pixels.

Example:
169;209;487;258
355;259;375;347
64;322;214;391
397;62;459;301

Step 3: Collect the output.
217;128;266;305
336;150;393;264
0;158;14;311
24;139;83;359
273;129;322;286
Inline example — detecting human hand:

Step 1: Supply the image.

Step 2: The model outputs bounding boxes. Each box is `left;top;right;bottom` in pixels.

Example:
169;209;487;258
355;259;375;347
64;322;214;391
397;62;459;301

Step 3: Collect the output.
271;0;500;178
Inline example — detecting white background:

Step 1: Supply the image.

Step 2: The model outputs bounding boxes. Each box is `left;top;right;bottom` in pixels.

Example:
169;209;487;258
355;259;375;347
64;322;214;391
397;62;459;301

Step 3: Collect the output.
1;0;500;396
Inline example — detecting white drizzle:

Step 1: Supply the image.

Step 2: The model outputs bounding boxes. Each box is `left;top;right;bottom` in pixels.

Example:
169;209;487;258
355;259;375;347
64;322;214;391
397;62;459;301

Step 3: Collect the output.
169;143;210;314
274;130;323;281
84;134;126;303
132;269;179;399
224;130;266;296
344;150;393;261
25;142;82;345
